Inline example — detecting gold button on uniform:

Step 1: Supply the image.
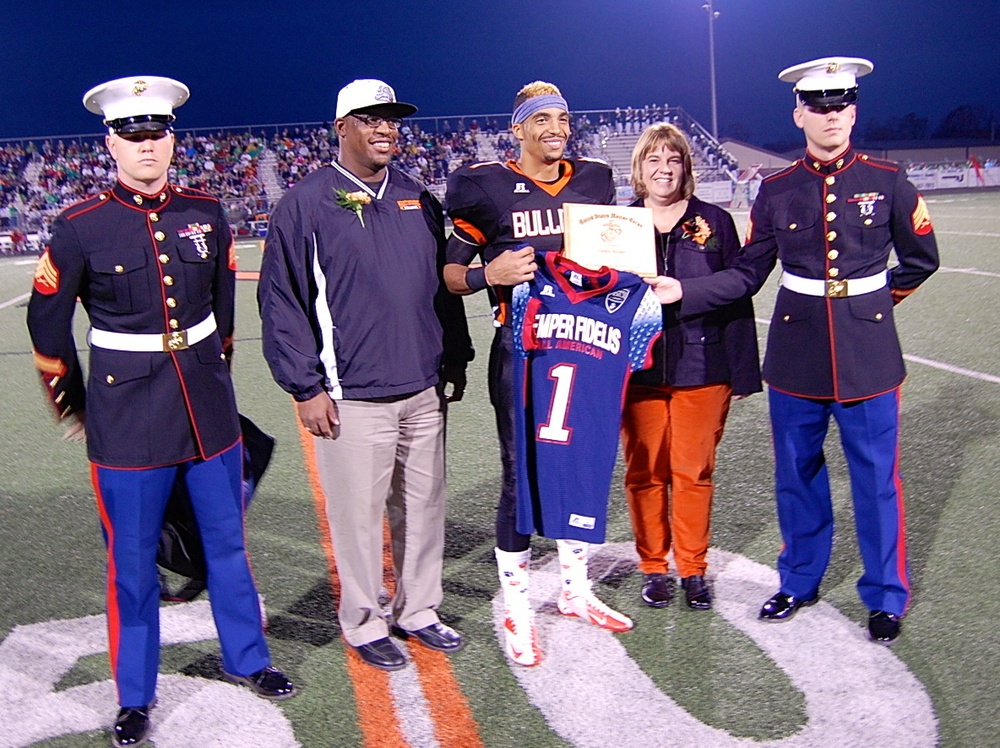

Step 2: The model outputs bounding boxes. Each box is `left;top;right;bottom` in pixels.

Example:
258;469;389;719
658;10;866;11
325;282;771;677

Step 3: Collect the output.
828;249;839;260
788;222;798;230
154;231;166;241
829;267;840;278
114;264;124;273
169;319;179;329
826;231;837;241
825;176;836;185
99;193;109;201
163;276;174;286
826;193;837;203
166;297;177;308
150;212;159;222
106;374;115;384
875;313;883;321
864;218;873;226
826;211;837;222
783;315;791;322
158;253;169;264
220;353;227;361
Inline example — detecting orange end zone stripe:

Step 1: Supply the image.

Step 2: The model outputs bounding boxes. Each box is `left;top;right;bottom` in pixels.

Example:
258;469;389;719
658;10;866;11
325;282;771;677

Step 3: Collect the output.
293;405;483;748
296;415;407;748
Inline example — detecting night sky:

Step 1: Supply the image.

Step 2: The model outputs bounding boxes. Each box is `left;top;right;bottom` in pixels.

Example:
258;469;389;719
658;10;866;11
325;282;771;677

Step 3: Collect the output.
3;0;998;148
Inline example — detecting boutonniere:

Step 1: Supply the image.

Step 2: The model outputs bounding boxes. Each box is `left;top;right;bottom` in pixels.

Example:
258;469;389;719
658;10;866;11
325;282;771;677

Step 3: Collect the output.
335;188;372;228
680;214;717;249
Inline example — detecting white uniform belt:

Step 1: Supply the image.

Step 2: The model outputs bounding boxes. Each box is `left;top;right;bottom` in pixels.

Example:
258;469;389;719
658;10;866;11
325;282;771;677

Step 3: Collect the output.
780;270;887;298
90;313;217;352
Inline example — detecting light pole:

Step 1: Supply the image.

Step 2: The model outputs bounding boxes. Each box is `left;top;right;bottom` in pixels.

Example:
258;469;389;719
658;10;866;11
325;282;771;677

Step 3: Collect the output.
703;1;720;138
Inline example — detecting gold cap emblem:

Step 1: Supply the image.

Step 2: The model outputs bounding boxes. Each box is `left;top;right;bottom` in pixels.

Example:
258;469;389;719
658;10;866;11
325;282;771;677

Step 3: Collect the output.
826;61;840;73
132;79;148;96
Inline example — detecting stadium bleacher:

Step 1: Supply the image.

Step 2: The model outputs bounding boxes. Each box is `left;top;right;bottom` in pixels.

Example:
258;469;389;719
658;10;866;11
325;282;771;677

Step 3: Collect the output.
0;106;739;246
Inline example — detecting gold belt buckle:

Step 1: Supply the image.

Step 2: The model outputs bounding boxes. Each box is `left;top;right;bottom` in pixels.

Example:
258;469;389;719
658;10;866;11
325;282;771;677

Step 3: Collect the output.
163;329;189;351
827;279;848;298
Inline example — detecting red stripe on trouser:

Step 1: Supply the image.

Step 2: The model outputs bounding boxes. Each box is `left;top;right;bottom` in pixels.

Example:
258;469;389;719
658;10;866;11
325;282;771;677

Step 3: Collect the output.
91;463;122;703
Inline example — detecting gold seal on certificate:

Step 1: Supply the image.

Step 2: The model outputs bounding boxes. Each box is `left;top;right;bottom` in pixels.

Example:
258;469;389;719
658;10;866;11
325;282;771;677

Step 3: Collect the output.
562;203;657;277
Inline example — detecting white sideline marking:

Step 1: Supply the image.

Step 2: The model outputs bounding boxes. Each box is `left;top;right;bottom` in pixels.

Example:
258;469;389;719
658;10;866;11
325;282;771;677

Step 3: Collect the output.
937;265;1000;278
752;316;1000;384
389;650;441;748
934;230;1000;238
0;601;299;748
496;544;937;747
0;292;30;311
903;355;1000;384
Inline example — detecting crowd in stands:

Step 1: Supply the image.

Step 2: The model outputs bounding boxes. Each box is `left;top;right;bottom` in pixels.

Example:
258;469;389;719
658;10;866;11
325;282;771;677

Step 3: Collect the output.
1;106;745;245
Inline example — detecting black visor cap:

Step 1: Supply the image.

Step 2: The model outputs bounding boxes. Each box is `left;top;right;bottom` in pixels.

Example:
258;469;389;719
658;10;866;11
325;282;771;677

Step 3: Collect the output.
106;114;175;134
796;87;859;108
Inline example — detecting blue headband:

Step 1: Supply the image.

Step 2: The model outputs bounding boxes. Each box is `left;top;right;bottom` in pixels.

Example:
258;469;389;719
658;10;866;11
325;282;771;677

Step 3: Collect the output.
511;94;569;125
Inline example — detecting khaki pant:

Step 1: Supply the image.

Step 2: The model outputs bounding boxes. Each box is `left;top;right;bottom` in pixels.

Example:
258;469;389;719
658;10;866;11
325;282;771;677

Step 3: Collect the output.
314;386;447;646
620;383;732;577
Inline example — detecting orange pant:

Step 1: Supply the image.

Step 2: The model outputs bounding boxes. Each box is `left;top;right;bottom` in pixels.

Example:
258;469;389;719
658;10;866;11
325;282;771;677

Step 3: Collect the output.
621;383;732;576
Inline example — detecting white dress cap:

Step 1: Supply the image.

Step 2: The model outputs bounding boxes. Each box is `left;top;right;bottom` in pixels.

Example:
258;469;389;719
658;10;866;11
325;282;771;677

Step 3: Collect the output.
778;57;874;92
83;76;190;129
335;79;417;120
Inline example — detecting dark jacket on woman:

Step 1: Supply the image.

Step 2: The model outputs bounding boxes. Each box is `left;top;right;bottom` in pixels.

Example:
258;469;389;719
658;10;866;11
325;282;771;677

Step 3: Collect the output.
628;195;762;396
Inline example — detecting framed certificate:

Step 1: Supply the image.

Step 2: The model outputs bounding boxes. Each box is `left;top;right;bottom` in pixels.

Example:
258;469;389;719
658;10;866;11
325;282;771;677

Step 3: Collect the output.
562;203;657;277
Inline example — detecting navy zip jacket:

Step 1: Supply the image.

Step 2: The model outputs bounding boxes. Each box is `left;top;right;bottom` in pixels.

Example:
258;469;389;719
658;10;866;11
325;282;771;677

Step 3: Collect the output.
259;161;472;402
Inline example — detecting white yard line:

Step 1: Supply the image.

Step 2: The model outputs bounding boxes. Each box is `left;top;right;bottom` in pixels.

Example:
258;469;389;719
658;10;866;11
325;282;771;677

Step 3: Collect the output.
753;316;1000;384
0;292;30;310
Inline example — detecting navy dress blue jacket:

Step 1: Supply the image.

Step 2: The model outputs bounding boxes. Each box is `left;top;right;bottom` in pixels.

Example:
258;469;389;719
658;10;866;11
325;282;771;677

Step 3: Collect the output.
27;181;240;468
679;148;939;401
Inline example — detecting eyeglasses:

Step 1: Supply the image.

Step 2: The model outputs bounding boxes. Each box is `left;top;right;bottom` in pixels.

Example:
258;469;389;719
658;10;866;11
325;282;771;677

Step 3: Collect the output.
117;130;171;142
350;113;403;129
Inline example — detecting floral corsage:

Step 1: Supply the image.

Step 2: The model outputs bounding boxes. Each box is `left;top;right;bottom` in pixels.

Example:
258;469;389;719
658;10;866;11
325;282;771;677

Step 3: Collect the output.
680;214;717;249
335;188;372;228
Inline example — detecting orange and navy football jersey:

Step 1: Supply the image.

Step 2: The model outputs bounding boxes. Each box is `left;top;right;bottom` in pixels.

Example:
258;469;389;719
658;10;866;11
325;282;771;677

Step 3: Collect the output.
445;158;615;324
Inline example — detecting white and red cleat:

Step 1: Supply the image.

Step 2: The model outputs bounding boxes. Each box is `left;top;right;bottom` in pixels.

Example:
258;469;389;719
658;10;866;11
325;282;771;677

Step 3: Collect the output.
558;590;634;633
502;609;542;667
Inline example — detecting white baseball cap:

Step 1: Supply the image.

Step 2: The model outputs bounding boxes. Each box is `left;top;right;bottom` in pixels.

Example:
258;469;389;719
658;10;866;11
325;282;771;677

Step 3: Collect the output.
778;57;874;107
83;76;189;133
335;79;417;120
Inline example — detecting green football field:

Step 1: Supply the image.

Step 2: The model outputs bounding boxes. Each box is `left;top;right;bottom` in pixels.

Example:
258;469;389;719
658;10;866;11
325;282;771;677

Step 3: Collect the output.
1;190;998;747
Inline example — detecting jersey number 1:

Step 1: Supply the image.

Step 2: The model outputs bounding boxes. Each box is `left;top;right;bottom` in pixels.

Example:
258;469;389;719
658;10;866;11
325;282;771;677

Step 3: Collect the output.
537;363;576;443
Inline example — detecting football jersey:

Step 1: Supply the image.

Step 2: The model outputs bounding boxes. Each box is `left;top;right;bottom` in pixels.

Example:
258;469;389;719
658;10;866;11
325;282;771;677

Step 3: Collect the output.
445;158;615;324
511;251;662;543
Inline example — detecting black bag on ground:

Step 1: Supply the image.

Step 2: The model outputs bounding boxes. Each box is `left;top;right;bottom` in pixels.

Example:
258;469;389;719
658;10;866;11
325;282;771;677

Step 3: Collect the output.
157;415;275;601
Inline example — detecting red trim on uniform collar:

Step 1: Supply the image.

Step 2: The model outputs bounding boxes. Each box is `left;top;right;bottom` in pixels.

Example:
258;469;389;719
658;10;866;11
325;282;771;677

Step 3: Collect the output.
547;252;619;303
803;147;856;176
111;181;171;210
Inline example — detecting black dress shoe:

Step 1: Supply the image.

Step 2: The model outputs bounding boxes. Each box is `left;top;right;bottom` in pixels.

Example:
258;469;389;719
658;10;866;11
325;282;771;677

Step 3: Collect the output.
868;610;902;646
681;575;712;610
640;573;673;608
223;665;297;700
354;637;407;670
113;706;150;748
758;591;818;622
394;622;465;652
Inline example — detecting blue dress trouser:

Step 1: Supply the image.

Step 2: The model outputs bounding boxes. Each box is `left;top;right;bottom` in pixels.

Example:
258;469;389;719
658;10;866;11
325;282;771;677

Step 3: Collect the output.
91;441;270;707
768;387;910;616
